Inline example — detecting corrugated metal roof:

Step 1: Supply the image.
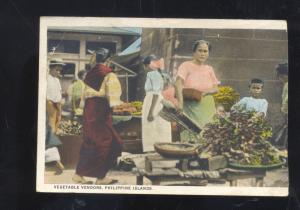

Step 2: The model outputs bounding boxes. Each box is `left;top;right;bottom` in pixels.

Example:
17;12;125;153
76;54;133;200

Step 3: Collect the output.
48;26;141;36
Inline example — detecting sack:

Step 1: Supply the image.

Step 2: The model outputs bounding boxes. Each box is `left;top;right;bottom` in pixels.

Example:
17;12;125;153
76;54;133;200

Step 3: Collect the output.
182;88;202;101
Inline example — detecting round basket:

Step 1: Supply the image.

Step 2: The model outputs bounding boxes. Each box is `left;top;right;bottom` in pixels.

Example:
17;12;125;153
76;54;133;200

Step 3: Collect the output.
228;159;286;171
154;142;199;158
182;88;202;101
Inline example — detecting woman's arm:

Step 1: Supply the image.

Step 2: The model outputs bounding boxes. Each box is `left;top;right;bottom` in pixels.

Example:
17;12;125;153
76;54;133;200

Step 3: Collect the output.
147;94;159;122
175;77;184;112
204;67;220;95
203;84;218;95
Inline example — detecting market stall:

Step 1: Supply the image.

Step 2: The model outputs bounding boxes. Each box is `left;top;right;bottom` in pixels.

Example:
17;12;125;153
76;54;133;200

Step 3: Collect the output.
56;101;143;168
132;87;286;186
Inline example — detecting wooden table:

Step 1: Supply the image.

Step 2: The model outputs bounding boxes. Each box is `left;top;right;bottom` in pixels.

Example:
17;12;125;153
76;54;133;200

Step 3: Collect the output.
114;116;143;154
133;153;222;186
219;168;266;187
133;153;267;187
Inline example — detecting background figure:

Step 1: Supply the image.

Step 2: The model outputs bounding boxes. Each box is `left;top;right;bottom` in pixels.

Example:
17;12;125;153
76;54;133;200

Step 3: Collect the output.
70;70;86;119
45;118;64;175
272;63;288;150
216;104;227;118
175;40;220;143
142;55;172;152
73;48;123;185
46;58;65;133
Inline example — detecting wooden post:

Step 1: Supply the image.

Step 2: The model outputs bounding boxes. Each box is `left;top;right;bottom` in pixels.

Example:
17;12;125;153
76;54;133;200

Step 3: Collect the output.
178;159;189;172
125;73;128;102
136;175;144;185
255;177;264;187
145;156;153;172
230;180;238;186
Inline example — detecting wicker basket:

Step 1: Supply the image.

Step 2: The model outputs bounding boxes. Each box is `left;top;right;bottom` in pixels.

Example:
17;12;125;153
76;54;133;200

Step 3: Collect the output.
182;88;202;101
154;142;200;158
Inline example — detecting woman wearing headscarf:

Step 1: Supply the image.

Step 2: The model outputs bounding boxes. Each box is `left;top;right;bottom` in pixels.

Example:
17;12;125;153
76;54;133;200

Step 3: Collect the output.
175;40;220;143
142;55;172;152
72;48;123;185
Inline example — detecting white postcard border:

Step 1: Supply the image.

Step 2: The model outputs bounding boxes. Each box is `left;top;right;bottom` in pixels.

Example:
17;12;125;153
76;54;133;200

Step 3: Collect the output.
37;17;288;196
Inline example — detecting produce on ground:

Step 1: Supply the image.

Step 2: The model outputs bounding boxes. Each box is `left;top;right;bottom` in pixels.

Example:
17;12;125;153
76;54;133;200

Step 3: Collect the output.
213;86;240;111
201;106;281;166
57;120;83;136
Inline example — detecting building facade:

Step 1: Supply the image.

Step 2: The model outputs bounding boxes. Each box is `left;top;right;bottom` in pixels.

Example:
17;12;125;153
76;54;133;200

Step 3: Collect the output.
47;27;140;100
139;28;288;128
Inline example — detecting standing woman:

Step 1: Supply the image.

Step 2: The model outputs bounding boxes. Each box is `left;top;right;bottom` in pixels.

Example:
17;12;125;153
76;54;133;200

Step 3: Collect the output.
142;55;172;152
175;40;220;143
73;48;123;185
272;62;288;150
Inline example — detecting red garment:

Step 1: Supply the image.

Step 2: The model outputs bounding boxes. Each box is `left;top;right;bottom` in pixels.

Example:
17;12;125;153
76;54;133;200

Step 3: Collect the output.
76;65;122;178
84;64;112;91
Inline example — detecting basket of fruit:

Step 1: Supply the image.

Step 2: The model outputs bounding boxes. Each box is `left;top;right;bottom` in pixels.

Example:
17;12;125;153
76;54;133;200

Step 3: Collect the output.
113;103;137;116
130;101;143;116
213;86;240;111
56;120;83;136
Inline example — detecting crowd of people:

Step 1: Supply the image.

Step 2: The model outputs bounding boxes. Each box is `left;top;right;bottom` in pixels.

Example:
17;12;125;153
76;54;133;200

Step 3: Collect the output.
45;40;288;184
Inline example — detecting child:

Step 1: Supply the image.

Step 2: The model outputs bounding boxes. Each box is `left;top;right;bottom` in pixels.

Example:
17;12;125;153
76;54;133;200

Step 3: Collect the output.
216;104;227;118
232;78;268;117
142;55;172;152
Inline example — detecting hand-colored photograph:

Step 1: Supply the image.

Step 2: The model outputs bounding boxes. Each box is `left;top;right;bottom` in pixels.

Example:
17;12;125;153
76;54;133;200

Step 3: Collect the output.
37;18;288;196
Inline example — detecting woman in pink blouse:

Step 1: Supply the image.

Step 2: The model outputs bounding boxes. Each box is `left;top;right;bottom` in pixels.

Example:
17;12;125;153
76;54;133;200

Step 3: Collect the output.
175;40;220;142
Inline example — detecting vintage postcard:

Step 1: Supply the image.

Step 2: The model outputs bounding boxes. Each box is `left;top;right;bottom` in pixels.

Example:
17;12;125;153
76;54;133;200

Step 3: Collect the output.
37;17;288;196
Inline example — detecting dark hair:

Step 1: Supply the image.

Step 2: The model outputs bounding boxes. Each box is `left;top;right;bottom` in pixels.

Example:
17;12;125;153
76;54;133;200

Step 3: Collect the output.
192;40;211;52
249;78;264;87
143;55;158;65
95;48;110;63
77;70;85;79
276;62;288;76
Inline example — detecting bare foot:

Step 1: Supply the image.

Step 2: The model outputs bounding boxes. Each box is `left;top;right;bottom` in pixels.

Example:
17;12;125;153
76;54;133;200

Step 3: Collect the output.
72;174;88;184
95;177;118;185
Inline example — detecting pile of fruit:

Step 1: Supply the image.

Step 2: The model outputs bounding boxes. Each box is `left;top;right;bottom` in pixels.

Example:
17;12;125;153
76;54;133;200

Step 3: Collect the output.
213;86;240;111
201;106;281;166
113;103;138;116
57;120;83;136
130;101;143;116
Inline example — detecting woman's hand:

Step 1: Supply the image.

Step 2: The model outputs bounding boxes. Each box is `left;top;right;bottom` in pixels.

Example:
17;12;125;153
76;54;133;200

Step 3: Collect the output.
147;94;158;122
177;101;184;114
147;111;154;122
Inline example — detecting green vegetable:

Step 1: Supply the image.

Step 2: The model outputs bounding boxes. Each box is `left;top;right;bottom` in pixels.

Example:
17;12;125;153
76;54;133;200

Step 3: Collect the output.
202;107;280;166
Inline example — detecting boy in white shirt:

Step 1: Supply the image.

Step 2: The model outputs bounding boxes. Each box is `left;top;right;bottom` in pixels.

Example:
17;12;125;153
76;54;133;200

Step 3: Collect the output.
46;58;65;133
232;78;268;117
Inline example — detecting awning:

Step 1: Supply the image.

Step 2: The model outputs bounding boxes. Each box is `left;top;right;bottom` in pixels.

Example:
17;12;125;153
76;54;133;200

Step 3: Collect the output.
110;51;140;77
118;37;141;56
